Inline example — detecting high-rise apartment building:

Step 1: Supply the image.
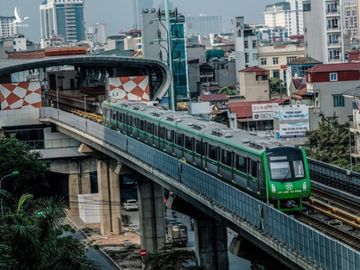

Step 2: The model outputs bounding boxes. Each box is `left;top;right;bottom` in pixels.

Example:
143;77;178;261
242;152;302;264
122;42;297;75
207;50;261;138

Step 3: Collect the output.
234;16;258;84
186;15;223;37
40;0;85;44
303;0;348;63
343;0;359;42
264;0;304;36
0;16;18;38
133;0;154;29
143;9;189;101
87;23;107;45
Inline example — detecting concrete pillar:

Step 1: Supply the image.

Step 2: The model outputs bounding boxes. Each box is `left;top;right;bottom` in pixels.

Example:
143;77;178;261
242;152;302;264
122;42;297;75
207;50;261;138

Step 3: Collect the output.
68;173;80;217
138;180;165;253
97;159;122;235
80;172;91;194
195;216;229;270
109;160;121;235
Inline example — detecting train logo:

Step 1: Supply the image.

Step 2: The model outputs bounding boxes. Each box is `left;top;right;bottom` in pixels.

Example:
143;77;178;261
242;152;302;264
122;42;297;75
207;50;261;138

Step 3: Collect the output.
285;183;294;191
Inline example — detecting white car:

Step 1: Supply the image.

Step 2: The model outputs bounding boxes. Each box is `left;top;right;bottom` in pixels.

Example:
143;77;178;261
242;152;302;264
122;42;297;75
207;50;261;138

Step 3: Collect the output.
123;199;139;210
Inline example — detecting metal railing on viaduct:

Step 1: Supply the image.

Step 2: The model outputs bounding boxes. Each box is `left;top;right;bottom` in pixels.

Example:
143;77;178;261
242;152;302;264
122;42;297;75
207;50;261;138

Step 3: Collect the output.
39;107;360;270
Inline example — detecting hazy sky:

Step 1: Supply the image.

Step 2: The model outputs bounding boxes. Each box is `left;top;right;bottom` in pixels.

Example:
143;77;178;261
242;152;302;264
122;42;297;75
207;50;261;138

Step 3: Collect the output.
1;0;276;42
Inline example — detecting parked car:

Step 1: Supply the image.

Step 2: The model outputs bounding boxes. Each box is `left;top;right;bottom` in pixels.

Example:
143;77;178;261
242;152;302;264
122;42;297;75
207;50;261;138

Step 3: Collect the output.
123;199;139;210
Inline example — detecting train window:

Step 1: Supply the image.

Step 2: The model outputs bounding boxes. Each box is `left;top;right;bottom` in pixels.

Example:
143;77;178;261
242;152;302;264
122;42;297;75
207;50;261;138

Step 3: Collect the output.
139;120;145;131
176;133;184;146
208;145;218;160
117;112;122;122
235;155;247;173
112;111;116;120
158;127;165;138
221;150;232;166
166;129;173;142
251;160;258;178
147;123;153;134
195;140;203;155
293;160;304;178
185;136;192;151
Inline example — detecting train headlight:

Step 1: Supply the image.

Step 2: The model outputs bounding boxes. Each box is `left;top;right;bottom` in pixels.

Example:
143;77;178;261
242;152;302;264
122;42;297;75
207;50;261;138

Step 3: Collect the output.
271;184;276;193
302;182;307;191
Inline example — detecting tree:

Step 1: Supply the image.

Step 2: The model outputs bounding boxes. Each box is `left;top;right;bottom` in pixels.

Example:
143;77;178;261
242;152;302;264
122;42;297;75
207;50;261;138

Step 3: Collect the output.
218;87;236;96
0;138;51;199
269;78;287;98
306;116;353;169
144;246;201;270
0;194;97;270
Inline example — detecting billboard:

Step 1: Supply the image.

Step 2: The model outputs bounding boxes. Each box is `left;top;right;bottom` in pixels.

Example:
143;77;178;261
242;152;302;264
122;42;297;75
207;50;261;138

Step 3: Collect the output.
274;105;309;139
189;102;211;115
0;82;41;110
108;76;150;101
252;103;278;121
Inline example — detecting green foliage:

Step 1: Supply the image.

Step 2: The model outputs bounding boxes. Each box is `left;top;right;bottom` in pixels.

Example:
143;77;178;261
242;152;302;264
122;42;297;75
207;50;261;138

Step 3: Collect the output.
218;87;236;96
121;214;132;227
0;138;51;199
0;195;97;270
306;117;354;169
144;246;201;270
269;78;286;97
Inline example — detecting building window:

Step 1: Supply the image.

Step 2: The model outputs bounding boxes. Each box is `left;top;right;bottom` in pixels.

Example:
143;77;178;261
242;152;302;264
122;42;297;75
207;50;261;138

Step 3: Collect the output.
244;40;248;49
329;72;338;81
273;70;280;78
273;57;279;65
333;95;344;107
245;53;249;63
286;57;297;64
252;40;257;48
260;58;267;66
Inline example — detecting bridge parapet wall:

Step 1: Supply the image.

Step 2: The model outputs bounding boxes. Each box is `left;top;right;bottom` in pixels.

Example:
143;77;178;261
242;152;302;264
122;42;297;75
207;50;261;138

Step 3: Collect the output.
39;107;360;270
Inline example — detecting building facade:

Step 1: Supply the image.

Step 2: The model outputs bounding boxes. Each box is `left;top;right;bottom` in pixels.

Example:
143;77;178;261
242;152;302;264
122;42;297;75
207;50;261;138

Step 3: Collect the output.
239;66;270;102
143;9;189;101
185;15;223;37
343;0;359;42
87;23;107;45
258;43;305;81
264;0;304;36
40;0;85;44
303;0;348;63
235;16;259;85
0;16;18;38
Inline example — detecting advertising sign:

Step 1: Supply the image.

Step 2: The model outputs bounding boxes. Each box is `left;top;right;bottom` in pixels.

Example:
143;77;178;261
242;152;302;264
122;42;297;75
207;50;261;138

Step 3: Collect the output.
273;105;309;139
108;76;150;101
252;103;278;121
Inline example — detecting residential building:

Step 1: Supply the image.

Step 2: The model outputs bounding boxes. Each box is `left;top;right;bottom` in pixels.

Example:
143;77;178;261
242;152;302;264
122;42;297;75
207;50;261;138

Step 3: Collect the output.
343;0;359;42
258;43;305;82
40;0;85;44
306;63;360;124
209;58;237;88
264;0;304;36
87;23;107;45
106;35;126;51
234;16;259;84
199;94;229;111
133;0;154;30
143;9;189;101
0;16;18;38
255;25;289;43
186;15;223;37
303;0;349;63
239;66;270;102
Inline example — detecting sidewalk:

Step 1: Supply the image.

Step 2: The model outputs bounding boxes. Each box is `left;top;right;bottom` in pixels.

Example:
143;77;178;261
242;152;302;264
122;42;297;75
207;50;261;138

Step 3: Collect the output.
65;212;142;270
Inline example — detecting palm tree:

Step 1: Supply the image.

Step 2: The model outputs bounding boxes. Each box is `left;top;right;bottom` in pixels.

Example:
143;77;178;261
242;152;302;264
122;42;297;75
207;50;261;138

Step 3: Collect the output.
0;194;97;270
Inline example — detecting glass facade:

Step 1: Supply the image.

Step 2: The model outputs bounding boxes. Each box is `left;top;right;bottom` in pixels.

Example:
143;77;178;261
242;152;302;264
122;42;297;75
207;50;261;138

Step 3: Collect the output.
56;2;85;42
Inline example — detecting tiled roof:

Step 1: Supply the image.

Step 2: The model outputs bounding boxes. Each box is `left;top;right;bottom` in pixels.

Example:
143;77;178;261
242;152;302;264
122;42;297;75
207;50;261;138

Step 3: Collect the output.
307;63;360;73
239;66;269;76
288;57;321;65
199;94;229;102
228;98;289;119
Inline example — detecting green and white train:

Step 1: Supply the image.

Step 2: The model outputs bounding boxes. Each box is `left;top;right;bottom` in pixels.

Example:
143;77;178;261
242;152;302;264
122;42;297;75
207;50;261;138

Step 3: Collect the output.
102;99;311;211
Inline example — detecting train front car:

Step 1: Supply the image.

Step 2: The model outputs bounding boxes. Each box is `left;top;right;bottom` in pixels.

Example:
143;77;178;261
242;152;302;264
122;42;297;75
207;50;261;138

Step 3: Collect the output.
264;147;310;211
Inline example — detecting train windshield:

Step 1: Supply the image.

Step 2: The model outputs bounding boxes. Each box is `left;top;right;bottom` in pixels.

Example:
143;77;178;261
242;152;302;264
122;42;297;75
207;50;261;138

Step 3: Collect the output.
267;148;305;182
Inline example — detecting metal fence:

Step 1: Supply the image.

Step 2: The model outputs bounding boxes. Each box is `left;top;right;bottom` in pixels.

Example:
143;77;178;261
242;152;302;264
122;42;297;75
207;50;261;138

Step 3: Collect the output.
40;107;360;270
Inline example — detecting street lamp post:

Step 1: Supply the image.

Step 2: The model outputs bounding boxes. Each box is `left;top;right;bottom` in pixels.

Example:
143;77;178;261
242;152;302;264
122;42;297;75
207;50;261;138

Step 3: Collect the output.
349;127;353;171
0;171;20;215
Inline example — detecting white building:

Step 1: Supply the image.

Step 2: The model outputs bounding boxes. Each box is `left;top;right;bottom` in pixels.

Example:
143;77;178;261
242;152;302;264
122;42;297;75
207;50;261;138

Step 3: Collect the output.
132;0;154;30
303;0;348;63
264;0;304;36
186;15;223;37
343;0;359;42
0;16;18;38
87;23;107;45
255;25;289;43
234;16;259;85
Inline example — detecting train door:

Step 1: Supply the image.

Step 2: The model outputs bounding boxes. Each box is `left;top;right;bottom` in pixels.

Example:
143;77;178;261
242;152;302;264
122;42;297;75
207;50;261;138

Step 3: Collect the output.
248;159;260;194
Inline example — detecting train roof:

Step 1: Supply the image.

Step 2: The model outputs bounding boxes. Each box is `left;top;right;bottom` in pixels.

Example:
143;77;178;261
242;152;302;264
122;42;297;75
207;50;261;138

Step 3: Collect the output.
103;99;285;155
